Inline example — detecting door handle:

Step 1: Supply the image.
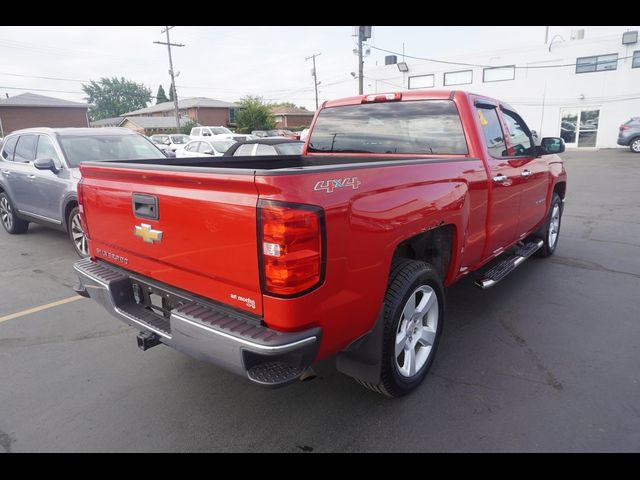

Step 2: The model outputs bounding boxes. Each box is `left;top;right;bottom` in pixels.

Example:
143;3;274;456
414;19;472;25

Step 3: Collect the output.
521;169;532;178
493;174;508;183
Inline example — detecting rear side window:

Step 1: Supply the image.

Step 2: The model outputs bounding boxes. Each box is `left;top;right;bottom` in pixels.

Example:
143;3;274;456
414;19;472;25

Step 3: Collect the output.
192;128;201;136
255;144;277;156
477;107;506;157
14;135;37;162
234;144;256;156
307;100;468;155
1;136;18;161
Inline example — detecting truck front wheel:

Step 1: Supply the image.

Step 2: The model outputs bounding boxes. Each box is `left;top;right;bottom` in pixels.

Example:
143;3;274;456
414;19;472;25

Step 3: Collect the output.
534;193;563;257
358;259;444;397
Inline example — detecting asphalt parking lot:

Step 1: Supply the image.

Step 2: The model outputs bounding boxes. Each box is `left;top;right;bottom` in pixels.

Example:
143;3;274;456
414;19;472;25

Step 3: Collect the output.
1;149;639;452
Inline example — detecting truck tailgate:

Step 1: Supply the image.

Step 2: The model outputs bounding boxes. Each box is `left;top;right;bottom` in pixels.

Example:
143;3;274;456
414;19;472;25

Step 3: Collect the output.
79;164;262;314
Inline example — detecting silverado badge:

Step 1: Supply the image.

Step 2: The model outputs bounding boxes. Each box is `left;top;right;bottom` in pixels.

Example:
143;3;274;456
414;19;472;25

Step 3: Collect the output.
134;223;163;244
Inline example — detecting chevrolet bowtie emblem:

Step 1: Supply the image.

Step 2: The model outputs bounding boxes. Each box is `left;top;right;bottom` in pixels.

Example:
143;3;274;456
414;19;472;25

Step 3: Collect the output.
134;223;163;244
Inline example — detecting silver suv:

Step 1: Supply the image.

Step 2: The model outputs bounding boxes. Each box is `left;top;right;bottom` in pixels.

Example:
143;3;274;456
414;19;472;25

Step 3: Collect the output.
617;117;640;153
0;127;166;256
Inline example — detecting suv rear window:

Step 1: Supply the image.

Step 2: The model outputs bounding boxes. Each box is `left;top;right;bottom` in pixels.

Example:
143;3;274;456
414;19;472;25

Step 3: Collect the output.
307;100;468;155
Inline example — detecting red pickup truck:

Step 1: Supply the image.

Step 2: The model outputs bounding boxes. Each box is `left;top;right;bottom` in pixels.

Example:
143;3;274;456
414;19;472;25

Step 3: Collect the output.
73;90;567;397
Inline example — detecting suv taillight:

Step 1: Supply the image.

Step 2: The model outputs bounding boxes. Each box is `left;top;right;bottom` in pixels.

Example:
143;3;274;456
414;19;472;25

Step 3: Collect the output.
77;178;90;239
620;125;631;131
259;200;325;297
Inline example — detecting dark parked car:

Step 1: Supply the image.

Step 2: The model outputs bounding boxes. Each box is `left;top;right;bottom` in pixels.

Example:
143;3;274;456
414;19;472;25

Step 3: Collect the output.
618;118;640;153
0;127;166;256
223;138;305;157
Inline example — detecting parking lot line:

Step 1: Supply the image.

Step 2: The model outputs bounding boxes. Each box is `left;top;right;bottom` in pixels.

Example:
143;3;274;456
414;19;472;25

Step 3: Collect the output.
0;296;83;324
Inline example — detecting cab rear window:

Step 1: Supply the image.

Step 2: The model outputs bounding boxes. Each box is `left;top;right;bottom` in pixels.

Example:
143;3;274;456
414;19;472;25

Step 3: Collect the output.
307;100;468;155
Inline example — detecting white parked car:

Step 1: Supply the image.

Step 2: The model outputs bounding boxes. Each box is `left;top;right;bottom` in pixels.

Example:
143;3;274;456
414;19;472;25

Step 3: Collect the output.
149;134;191;153
176;139;236;158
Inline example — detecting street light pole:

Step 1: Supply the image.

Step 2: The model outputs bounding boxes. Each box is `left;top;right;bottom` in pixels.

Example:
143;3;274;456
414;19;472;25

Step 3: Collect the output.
154;26;185;133
358;27;364;95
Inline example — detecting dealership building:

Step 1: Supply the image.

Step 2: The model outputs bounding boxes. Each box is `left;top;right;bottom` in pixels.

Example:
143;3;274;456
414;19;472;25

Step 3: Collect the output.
367;29;640;148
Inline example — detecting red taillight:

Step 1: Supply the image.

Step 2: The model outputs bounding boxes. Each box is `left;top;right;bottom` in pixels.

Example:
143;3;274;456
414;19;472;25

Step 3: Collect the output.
620;125;631;131
362;92;402;103
259;200;324;296
77;178;90;239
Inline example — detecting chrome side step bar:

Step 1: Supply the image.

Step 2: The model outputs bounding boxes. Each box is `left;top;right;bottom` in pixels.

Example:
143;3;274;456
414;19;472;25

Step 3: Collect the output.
475;239;544;289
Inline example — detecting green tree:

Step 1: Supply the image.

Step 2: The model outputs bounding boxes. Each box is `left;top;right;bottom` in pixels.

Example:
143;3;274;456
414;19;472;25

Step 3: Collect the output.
156;85;169;104
180;120;199;135
82;77;151;121
235;95;276;133
268;101;307;111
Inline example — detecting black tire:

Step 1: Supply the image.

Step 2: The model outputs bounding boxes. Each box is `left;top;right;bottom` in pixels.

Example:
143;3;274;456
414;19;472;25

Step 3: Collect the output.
630;137;640;154
0;192;29;234
534;193;563;257
67;206;88;257
357;259;445;397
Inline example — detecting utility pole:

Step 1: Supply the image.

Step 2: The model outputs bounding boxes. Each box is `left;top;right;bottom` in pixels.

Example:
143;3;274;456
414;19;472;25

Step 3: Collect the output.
356;26;372;95
358;27;364;95
154;26;184;133
305;53;321;110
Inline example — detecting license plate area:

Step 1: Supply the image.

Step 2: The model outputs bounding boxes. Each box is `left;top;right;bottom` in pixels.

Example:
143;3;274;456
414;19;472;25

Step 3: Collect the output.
131;279;188;320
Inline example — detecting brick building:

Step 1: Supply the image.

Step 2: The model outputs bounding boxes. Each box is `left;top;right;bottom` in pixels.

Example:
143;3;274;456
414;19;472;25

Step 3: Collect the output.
0;93;89;136
271;106;315;128
123;97;237;127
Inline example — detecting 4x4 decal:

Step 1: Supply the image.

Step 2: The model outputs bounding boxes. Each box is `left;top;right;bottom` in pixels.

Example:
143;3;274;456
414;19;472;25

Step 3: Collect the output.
314;176;361;193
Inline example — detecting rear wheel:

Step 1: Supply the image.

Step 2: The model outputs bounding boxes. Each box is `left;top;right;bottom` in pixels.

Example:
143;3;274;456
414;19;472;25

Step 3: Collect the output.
0;192;29;234
357;259;444;397
67;207;88;257
630;137;640;154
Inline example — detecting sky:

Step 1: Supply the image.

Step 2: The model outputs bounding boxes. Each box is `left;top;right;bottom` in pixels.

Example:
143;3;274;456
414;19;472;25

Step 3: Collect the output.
0;26;638;111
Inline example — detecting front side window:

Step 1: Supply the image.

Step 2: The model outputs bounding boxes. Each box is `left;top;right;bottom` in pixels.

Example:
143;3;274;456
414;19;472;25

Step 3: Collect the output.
477;107;506;158
211;141;235;154
184;141;199;152
307;99;468;155
576;53;618;73
170;135;189;144
275;142;304;155
633;51;640;69
501;110;533;156
14;135;37;162
36;135;61;163
1;136;18;161
58;134;165;167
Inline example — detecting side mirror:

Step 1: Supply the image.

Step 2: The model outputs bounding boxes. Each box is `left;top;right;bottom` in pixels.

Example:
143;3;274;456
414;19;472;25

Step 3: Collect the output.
34;157;60;173
537;137;565;155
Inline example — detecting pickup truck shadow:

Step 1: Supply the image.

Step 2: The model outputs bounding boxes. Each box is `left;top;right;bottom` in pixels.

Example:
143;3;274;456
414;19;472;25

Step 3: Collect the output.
151;258;563;451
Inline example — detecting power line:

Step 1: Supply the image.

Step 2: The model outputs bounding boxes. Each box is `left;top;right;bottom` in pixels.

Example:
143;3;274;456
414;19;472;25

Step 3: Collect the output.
369;45;636;70
0;72;90;83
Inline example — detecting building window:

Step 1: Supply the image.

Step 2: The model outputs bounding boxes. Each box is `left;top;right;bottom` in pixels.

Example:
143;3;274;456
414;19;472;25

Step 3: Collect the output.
576;54;618;73
633;51;640;69
483;66;515;82
229;108;237;124
444;70;473;86
408;74;435;89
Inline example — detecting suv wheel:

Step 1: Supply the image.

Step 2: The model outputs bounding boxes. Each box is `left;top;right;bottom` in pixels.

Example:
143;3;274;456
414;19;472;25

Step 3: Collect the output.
630;137;640;154
68;207;88;257
0;192;29;234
